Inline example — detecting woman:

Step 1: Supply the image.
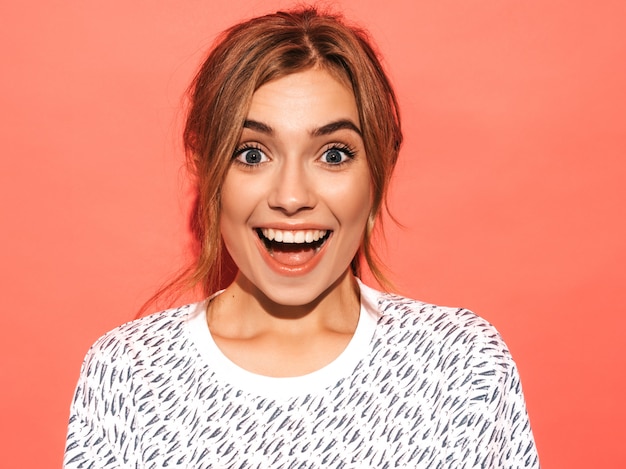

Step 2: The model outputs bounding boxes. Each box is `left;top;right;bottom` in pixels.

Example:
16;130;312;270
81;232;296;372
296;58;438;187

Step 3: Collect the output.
64;8;539;468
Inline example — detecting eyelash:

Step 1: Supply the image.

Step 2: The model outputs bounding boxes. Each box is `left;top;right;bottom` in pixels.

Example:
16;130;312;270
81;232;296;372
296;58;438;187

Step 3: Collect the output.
320;143;357;167
232;143;267;168
231;142;358;168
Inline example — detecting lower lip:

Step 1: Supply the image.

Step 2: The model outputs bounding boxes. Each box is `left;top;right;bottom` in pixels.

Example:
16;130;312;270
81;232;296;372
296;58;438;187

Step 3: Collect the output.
255;232;331;277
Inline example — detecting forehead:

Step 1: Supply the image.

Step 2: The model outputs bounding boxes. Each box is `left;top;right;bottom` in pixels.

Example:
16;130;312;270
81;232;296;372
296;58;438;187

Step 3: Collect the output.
246;68;360;131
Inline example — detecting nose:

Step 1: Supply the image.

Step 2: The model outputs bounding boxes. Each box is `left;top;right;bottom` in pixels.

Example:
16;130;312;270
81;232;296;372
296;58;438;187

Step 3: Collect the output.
267;158;316;215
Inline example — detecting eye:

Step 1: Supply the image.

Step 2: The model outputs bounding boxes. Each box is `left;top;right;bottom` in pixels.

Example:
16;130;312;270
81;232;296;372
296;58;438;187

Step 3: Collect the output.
233;144;268;166
320;144;356;165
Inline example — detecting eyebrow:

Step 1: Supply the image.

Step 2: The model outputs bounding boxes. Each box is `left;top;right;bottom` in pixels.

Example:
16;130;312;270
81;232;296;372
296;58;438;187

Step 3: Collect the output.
243;119;274;135
312;119;362;137
243;119;362;137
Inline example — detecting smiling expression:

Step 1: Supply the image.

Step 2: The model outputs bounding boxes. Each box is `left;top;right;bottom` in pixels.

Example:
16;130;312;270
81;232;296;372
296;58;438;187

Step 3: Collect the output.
219;68;372;306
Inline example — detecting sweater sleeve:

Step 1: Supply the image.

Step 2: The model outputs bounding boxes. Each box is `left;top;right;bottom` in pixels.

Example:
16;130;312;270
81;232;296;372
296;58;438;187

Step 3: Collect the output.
64;413;120;468
452;327;540;468
63;334;132;468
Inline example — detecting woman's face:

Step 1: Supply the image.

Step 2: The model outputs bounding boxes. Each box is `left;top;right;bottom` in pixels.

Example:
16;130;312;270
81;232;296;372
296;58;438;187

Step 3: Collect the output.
220;68;372;306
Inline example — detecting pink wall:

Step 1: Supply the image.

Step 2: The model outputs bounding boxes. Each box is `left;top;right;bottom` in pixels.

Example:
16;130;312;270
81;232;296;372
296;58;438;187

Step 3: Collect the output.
1;1;625;467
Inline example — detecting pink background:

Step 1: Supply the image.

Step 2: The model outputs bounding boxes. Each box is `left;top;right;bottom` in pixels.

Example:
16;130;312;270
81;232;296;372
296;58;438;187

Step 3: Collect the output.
1;1;625;467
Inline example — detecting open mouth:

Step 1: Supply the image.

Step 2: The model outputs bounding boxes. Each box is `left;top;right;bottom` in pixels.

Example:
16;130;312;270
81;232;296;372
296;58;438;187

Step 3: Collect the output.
256;228;331;266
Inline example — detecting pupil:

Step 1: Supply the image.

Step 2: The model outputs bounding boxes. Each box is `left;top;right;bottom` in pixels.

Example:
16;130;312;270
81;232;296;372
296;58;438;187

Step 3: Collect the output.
326;149;341;163
245;149;261;164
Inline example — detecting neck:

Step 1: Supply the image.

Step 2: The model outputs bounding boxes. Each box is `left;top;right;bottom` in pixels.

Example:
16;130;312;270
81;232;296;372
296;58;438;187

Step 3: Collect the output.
208;270;360;338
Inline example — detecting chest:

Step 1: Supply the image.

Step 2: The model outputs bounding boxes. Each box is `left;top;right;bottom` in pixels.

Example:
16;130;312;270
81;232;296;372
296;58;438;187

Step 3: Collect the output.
118;365;463;468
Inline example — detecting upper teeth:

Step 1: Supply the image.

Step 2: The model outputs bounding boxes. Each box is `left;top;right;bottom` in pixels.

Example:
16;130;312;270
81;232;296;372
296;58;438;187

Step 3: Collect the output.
261;228;328;244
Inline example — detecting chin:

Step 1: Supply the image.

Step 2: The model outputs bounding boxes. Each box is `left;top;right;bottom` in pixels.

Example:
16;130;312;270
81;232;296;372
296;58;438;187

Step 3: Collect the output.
253;269;353;309
255;277;326;307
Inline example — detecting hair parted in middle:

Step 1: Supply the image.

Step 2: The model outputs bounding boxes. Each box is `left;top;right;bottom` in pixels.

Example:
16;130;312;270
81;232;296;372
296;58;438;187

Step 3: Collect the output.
181;6;402;298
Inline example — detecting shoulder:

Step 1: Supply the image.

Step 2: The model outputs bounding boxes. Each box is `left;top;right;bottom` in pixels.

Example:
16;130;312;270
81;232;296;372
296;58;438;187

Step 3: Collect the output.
360;282;513;373
81;303;201;371
358;289;538;466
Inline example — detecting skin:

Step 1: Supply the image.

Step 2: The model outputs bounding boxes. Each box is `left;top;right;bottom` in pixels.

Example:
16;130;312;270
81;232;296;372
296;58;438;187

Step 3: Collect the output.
208;68;372;377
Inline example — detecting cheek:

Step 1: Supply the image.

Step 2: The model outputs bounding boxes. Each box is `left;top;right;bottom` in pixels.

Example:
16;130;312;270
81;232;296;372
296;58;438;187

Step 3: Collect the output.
219;174;251;245
326;171;373;230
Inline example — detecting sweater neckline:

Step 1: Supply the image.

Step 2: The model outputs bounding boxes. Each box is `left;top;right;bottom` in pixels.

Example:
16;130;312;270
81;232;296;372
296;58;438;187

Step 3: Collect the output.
185;280;381;399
